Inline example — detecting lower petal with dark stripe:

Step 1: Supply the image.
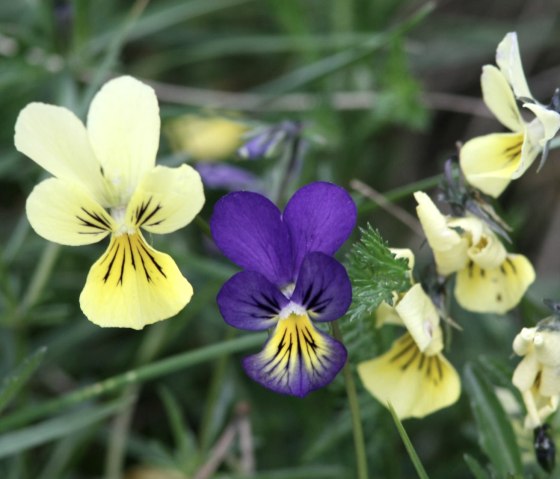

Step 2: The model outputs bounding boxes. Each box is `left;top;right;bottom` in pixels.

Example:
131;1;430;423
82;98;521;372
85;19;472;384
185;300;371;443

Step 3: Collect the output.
80;231;193;329
242;313;347;397
455;254;535;314
217;270;288;331
357;333;460;419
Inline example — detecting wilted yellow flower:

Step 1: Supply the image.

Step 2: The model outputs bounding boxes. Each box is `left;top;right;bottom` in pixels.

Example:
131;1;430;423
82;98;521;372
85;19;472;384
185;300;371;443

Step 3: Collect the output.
15;76;205;329
460;32;560;197
414;191;535;314
357;249;460;419
512;318;560;429
165;115;247;161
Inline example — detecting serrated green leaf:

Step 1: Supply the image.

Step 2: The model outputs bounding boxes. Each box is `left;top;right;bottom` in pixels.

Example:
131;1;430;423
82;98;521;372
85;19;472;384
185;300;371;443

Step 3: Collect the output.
463;454;492;479
464;362;523;477
0;346;47;415
346;224;411;322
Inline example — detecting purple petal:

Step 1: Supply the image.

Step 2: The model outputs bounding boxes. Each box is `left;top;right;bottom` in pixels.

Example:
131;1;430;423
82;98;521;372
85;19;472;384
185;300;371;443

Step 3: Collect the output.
217;271;288;331
210;192;293;286
291;252;352;322
283;182;356;272
243;313;347;397
195;163;259;191
238;129;285;160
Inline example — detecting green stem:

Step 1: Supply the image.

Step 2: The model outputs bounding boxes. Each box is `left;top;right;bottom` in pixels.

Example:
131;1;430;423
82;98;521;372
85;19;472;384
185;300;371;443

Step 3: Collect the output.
2;215;30;265
104;387;139;479
357;174;442;216
332;323;368;479
195;216;212;238
198;327;237;455
0;333;265;433
14;243;60;323
104;321;170;479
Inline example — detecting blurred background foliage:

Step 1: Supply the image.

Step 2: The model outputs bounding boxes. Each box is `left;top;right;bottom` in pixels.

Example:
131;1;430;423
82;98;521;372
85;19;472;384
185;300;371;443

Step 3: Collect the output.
1;0;560;478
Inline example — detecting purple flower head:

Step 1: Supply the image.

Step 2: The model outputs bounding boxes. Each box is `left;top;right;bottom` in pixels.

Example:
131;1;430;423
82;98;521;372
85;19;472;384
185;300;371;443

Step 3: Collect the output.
210;182;356;397
195;163;259;192
238;121;302;160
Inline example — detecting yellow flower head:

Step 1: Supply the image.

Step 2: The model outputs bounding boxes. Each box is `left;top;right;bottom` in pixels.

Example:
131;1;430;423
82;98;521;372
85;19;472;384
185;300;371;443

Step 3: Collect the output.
512;317;560;429
357;249;461;419
460;32;560;197
165;114;247;162
15;76;205;329
414;191;535;314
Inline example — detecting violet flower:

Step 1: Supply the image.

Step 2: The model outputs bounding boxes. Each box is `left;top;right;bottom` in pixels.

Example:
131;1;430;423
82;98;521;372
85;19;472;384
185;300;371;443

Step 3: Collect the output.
210;182;356;397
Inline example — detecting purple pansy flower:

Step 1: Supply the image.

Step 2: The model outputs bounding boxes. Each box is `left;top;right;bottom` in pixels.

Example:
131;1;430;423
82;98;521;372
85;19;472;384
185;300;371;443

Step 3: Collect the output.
210;182;356;397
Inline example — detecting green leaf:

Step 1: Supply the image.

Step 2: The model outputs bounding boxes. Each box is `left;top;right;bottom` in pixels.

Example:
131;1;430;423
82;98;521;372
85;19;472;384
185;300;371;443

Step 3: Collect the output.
253;3;434;99
0;399;127;458
158;386;198;470
213;465;346;479
464;362;523;477
387;403;430;479
346;224;411;322
463;454;492;479
89;0;256;54
0;346;47;415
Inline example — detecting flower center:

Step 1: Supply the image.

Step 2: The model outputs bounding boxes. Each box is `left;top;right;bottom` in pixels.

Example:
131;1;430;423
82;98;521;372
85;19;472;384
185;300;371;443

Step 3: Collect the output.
110;206;135;237
278;301;307;320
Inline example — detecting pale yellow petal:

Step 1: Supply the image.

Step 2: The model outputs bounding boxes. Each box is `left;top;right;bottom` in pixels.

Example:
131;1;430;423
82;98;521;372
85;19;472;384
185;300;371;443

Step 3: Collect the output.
510;128;540;179
375;301;403;328
539;366;560;397
126;165;205;234
357;334;461;419
495;32;532;100
87;76;160;195
414;191;469;275
448;216;507;269
455;254;535;314
389;248;415;270
79;232;192;329
512;353;540;391
512;327;536;356
480;65;523;131
448;216;485;242
522;389;559;430
524;103;560;146
389;247;415;283
533;323;560;369
395;284;442;354
165;116;247;161
14;103;106;201
26;178;113;246
460;132;524;197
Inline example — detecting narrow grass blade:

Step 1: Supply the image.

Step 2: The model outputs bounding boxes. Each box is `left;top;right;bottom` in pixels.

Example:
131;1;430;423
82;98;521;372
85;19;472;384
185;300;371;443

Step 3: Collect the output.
253;2;435;99
463;454;492;479
0;399;128;458
89;0;256;54
0;333;265;433
0;346;47;415
464;362;523;477
387;403;430;479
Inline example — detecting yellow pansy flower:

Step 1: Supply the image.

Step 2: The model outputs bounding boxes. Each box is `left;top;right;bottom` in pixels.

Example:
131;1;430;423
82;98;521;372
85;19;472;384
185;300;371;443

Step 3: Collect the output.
358;250;460;419
460;32;560;197
414;191;535;314
15;76;205;329
165;114;247;161
512;318;560;429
